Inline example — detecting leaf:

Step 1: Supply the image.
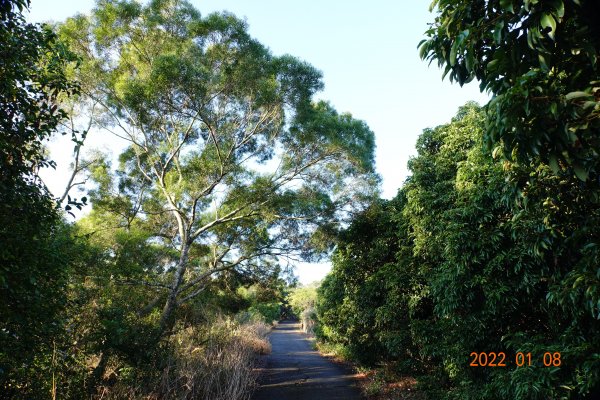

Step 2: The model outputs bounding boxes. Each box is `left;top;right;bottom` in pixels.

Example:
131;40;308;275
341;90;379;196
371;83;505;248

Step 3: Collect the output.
449;41;459;67
538;53;548;71
549;155;559;173
418;41;429;60
493;21;505;44
565;91;592;100
540;14;557;40
465;52;474;71
572;276;585;288
499;0;514;13
492;146;502;159
429;0;439;12
553;0;565;18
573;164;588;181
487;59;499;71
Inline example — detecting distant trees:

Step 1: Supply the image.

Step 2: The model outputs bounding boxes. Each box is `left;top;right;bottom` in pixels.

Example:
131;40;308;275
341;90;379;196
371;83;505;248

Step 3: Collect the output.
288;282;319;332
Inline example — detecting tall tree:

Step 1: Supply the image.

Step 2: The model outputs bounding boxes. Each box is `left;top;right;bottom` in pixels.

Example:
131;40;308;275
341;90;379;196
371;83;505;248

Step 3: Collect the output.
59;0;377;331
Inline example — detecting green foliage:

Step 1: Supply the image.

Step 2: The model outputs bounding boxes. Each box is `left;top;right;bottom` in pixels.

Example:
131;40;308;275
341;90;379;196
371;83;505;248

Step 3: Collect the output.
317;103;600;399
287;282;319;333
237;284;282;323
420;0;600;182
317;195;421;367
288;283;319;318
0;0;79;395
58;0;378;334
417;2;600;396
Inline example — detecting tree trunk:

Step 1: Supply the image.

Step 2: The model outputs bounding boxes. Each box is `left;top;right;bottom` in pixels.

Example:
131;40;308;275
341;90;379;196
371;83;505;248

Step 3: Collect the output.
159;243;190;333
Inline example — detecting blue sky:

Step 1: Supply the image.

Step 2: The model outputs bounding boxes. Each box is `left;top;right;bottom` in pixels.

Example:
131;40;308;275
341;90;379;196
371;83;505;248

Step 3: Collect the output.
27;0;490;283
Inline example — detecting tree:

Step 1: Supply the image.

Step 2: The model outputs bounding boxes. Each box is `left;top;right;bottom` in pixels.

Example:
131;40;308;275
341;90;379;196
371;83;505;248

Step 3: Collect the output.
59;0;377;333
420;3;600;396
0;0;79;394
317;196;418;366
317;102;600;398
419;0;600;181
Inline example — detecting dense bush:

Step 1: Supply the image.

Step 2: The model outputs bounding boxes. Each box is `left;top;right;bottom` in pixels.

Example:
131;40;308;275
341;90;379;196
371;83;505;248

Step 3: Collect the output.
0;0;79;395
317;103;600;399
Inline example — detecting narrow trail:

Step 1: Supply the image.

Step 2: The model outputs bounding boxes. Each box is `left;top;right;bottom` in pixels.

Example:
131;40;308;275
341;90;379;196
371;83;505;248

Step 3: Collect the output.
252;321;363;400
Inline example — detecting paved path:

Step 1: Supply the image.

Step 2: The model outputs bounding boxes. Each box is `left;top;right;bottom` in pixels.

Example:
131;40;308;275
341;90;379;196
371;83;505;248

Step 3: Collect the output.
252;321;362;400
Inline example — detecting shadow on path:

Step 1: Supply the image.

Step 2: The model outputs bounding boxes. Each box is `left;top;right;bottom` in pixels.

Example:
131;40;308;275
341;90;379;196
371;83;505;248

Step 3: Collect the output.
252;321;362;400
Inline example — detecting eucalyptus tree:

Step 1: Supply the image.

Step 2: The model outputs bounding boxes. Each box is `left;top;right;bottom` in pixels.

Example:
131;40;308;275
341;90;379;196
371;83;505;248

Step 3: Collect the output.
59;0;377;330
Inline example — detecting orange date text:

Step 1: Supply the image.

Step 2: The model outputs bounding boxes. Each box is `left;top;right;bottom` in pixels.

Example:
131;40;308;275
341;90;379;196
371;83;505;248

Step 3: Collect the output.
469;352;561;367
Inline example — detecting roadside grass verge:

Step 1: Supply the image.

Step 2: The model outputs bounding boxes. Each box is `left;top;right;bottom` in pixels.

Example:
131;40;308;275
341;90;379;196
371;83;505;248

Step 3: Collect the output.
315;342;426;400
93;317;271;400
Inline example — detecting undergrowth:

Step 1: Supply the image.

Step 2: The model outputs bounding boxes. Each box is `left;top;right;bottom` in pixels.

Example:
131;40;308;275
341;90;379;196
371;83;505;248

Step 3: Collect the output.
93;317;271;400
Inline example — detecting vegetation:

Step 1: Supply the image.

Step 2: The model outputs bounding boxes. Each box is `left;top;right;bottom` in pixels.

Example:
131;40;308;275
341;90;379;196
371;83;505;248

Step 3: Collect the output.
419;0;600;178
57;0;376;333
0;0;375;397
288;282;319;333
316;102;600;399
1;0;598;398
315;2;600;398
0;0;79;395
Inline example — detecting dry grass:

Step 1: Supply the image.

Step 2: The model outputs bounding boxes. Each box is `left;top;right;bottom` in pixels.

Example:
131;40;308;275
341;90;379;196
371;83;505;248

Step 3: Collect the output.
94;318;271;400
315;343;427;400
358;369;426;400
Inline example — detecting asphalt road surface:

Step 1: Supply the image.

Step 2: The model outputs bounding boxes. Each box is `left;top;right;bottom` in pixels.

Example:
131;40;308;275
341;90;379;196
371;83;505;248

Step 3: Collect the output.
252;321;362;400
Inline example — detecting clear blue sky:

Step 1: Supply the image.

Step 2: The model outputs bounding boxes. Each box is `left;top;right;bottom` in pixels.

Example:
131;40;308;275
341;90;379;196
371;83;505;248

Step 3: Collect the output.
27;0;489;283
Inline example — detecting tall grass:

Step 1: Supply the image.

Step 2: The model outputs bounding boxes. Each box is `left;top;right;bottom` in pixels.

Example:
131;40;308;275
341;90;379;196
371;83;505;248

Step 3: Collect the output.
95;317;271;400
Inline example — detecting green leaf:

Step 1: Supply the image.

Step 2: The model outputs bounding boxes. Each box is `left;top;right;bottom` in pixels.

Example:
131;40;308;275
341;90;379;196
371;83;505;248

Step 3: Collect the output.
487;59;499;71
573;164;588;181
553;0;565;18
429;0;440;12
465;52;474;71
499;0;514;13
549;155;559;173
493;21;505;44
540;13;557;40
538;53;548;71
565;91;592;100
418;41;429;60
449;40;459;66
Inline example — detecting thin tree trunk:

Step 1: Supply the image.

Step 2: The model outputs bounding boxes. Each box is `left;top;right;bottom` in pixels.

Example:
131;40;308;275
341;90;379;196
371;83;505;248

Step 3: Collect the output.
159;243;190;333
